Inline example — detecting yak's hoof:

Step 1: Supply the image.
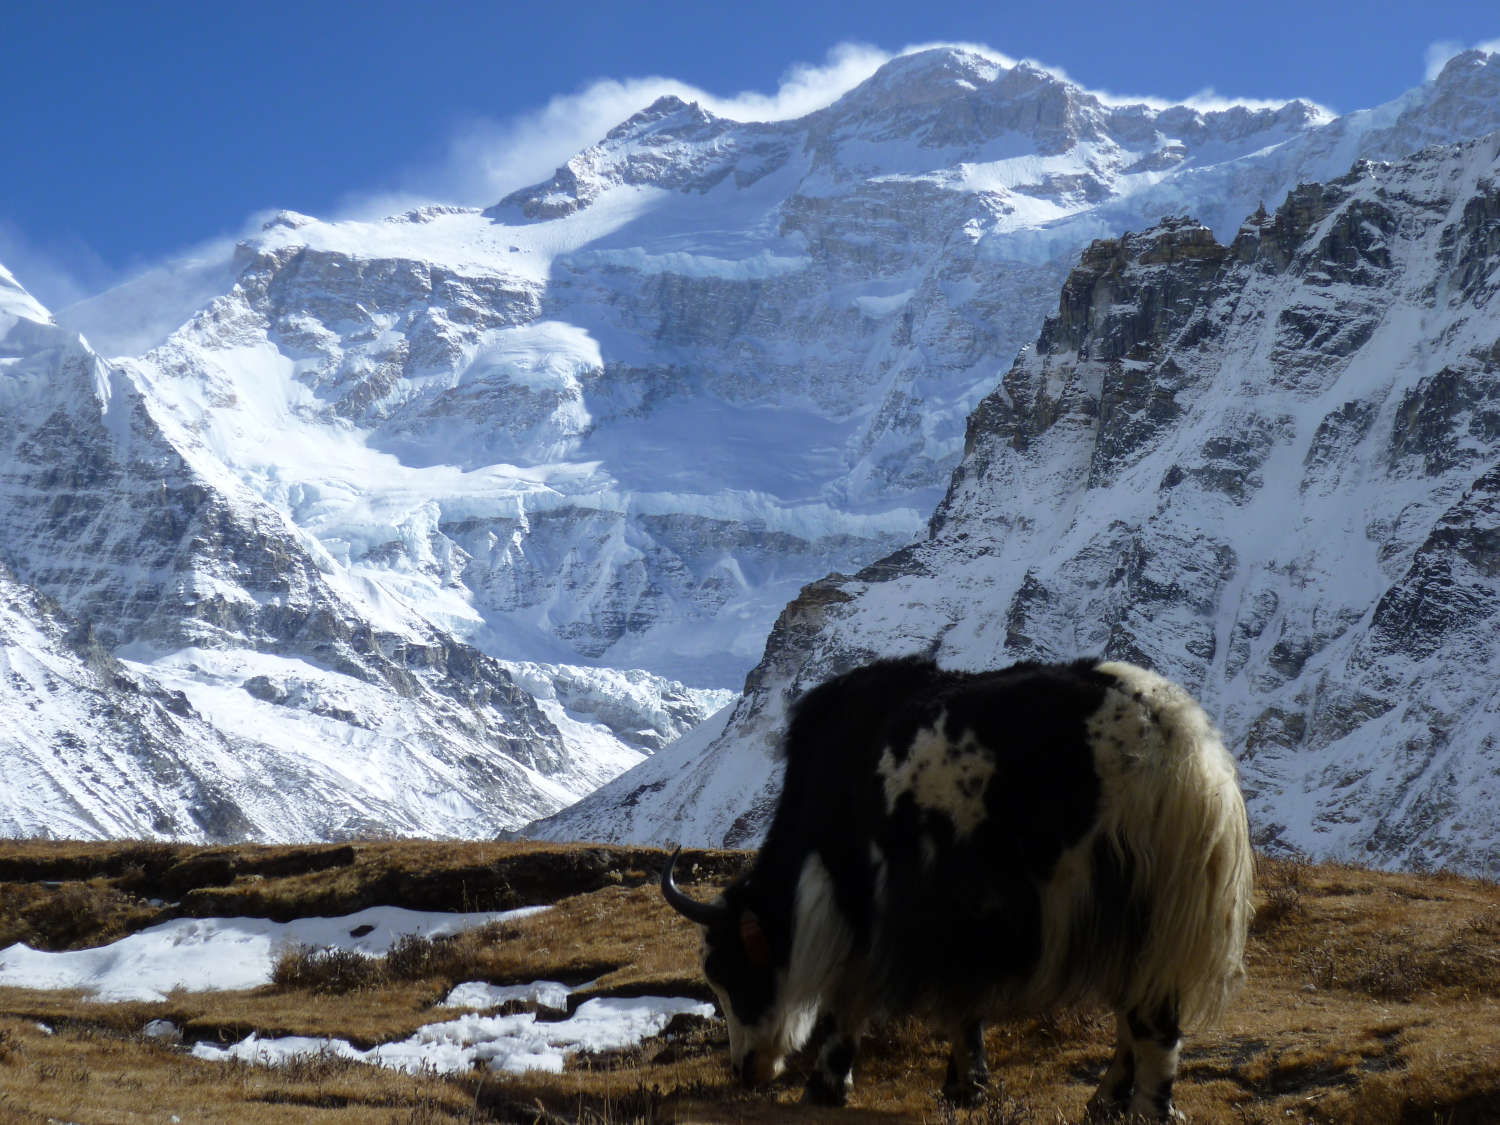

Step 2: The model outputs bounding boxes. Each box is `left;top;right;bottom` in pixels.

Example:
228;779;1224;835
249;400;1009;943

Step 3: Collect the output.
942;1070;989;1108
804;1073;850;1107
1084;1093;1127;1122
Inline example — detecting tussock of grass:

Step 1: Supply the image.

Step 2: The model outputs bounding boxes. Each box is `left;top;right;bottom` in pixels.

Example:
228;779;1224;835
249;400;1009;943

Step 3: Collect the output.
0;877;162;951
2;841;1499;1123
1252;853;1307;933
271;945;387;995
267;923;524;997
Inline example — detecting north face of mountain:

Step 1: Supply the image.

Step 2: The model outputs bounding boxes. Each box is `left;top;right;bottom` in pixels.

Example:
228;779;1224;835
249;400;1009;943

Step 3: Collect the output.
7;47;1500;847
59;50;1500;700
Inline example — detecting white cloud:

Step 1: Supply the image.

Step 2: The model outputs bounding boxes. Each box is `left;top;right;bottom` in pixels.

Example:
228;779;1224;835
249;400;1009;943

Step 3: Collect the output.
0;219;114;314
701;41;899;120
1424;38;1500;82
360;42;897;213
0;217;250;318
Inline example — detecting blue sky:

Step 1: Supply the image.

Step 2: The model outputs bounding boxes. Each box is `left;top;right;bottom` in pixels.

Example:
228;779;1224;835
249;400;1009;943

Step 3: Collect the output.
3;0;1496;308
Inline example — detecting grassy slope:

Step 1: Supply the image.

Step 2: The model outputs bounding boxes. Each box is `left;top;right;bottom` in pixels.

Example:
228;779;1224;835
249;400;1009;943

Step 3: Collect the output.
0;841;1496;1124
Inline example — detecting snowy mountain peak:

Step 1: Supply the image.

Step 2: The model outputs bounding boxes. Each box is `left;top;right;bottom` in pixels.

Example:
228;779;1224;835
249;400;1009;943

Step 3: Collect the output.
847;46;1010;100
0;262;54;337
0;264;117;417
495;92;784;221
605;94;721;139
260;210;320;233
1434;48;1498;84
1413;49;1500;141
814;46;1327;159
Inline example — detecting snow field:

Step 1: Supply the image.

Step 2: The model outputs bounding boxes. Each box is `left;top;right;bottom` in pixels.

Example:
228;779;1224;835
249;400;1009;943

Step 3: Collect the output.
0;903;716;1076
192;988;715;1075
0;904;548;1003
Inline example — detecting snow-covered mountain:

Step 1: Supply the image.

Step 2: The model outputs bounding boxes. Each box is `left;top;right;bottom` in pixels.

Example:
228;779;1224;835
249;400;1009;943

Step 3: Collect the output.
0;273;724;839
60;49;1500;694
533;128;1500;872
7;46;1500;846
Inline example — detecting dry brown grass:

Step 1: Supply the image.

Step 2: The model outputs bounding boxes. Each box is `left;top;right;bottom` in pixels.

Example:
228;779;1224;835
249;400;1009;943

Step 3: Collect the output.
1;839;1497;1123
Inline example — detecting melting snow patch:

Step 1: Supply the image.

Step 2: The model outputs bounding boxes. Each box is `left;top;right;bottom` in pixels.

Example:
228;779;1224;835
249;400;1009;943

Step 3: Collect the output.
441;979;572;1011
193;985;715;1075
0;904;549;1003
1;902;715;1076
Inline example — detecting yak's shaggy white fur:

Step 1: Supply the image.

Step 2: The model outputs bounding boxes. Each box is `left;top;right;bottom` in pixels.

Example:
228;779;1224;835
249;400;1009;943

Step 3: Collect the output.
1030;660;1253;1029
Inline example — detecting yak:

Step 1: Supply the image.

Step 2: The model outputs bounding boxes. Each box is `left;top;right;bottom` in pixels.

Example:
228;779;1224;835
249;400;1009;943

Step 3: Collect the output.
660;656;1253;1120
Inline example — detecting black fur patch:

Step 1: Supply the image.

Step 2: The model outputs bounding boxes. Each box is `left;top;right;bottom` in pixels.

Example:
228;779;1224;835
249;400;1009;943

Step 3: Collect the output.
821;1037;855;1080
1076;834;1150;969
1151;1077;1177;1117
702;891;778;1028
1102;1052;1135;1105
1127;1001;1181;1048
740;657;1115;1018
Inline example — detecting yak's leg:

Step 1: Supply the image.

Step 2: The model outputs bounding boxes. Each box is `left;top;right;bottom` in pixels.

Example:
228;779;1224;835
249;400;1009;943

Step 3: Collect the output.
1085;1010;1135;1119
1124;1002;1183;1122
942;1018;989;1106
804;1013;864;1107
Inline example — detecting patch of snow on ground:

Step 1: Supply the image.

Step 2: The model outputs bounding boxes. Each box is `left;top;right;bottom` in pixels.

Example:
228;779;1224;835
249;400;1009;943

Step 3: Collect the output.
441;979;573;1011
194;980;714;1075
0;905;547;1003
0;901;714;1076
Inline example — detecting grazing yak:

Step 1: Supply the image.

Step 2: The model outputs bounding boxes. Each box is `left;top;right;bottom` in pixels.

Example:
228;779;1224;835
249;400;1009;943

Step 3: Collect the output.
661;656;1252;1119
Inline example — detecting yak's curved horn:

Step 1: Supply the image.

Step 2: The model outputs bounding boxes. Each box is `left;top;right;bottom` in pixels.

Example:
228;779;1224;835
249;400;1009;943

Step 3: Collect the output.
660;847;728;925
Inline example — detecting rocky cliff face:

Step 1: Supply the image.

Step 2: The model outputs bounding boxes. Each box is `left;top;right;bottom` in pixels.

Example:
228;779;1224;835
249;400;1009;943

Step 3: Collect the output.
534;133;1500;872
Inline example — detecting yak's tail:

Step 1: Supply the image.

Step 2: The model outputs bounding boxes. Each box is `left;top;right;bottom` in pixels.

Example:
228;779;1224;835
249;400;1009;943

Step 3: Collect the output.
1037;661;1254;1029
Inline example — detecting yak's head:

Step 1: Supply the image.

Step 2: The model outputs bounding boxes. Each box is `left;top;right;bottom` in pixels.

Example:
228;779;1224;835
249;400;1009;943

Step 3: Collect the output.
660;848;787;1086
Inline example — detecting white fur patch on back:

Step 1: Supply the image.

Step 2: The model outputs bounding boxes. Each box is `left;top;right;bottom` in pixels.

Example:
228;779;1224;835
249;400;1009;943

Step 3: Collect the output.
876;715;995;839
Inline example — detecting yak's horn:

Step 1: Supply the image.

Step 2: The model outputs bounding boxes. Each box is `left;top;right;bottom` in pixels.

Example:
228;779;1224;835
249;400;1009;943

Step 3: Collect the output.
660;847;728;925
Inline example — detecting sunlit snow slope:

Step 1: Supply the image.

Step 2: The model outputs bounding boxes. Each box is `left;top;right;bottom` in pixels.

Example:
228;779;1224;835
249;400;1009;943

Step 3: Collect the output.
62;49;1500;696
0;276;725;839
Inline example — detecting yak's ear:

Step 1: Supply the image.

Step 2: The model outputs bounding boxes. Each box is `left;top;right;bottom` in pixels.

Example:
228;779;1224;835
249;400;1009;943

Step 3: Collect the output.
740;909;771;968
